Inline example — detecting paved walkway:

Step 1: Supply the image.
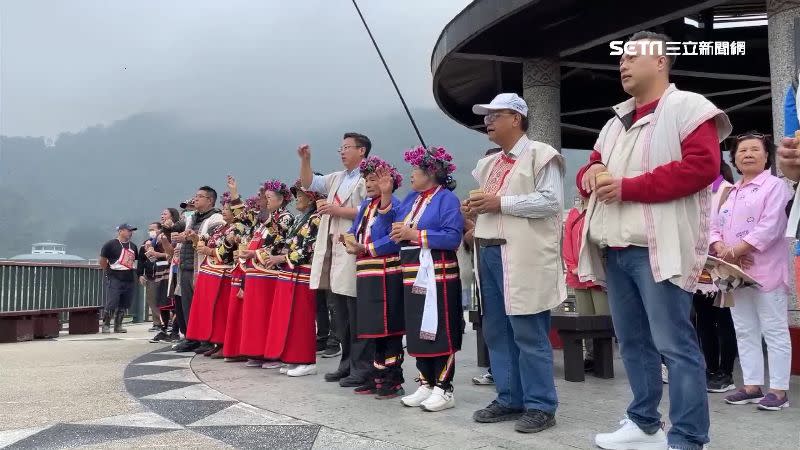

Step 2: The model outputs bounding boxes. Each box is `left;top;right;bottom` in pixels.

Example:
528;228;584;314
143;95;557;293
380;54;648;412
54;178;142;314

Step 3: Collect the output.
1;323;799;449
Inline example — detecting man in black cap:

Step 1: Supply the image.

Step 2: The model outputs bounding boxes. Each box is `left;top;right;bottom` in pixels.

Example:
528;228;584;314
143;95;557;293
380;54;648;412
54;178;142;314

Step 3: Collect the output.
99;224;139;333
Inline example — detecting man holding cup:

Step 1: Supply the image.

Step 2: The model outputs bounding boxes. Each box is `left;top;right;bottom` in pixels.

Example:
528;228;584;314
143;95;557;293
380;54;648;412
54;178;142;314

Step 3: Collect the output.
298;133;372;387
576;32;730;450
468;93;565;433
778;130;800;238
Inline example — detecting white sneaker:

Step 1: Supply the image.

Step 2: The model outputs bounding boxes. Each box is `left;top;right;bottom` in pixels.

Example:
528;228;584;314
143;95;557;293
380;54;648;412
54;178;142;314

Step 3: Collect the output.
262;361;282;369
472;373;494;385
287;364;317;377
400;385;433;407
595;418;667;450
245;359;263;367
279;364;298;374
661;364;668;384
420;387;455;412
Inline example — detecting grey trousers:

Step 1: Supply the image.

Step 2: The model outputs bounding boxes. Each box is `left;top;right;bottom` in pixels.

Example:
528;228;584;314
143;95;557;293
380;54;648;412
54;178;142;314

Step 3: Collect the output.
144;280;162;326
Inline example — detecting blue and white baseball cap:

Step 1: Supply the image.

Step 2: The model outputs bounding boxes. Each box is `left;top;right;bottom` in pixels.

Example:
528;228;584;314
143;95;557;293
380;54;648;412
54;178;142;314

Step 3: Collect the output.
472;93;528;116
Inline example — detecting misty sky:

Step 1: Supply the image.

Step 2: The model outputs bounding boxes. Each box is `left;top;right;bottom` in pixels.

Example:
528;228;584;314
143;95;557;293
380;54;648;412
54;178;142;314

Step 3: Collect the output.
0;0;472;138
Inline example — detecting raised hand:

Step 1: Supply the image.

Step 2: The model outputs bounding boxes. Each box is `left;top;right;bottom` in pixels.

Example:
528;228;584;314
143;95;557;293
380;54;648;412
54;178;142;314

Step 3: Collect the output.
777;136;800;182
297;144;311;161
226;175;238;197
375;166;394;195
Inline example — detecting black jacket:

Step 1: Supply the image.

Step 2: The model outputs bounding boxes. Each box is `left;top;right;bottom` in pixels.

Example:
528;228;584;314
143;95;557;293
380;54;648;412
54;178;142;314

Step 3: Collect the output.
136;240;167;280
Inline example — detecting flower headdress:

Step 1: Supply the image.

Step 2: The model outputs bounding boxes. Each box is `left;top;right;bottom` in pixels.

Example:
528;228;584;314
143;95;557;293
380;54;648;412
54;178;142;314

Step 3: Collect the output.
221;191;232;207
289;178;321;202
403;145;456;180
244;194;260;213
259;179;292;205
359;156;403;191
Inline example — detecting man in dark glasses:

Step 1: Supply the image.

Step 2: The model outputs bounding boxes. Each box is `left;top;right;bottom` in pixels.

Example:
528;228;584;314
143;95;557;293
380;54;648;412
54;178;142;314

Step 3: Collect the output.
575;31;732;450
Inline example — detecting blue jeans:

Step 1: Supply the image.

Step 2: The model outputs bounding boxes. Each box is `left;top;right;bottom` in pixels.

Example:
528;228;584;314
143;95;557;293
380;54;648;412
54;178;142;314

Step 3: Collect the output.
606;247;709;450
479;245;558;414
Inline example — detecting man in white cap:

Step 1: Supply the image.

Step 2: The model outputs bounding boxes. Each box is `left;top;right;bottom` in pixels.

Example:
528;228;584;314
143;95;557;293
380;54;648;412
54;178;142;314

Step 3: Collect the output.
468;93;565;433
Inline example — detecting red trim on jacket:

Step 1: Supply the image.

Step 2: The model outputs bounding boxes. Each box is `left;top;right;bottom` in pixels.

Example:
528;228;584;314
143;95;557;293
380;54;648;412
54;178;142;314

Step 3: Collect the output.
575;97;720;203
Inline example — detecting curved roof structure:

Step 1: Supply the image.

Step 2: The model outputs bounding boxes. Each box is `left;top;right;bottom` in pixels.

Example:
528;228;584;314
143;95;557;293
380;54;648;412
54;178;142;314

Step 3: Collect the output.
432;0;772;149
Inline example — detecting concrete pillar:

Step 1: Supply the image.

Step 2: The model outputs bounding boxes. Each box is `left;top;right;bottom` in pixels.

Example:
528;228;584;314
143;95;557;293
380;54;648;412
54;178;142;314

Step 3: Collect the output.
768;1;800;330
522;58;561;150
767;0;800;138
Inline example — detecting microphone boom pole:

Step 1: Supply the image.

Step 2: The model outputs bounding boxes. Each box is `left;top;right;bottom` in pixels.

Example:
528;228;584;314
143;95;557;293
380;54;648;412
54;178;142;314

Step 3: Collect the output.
351;0;427;148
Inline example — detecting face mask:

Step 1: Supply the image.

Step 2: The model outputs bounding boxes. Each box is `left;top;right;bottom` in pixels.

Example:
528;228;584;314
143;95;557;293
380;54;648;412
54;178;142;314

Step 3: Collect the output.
184;211;195;220
148;231;158;239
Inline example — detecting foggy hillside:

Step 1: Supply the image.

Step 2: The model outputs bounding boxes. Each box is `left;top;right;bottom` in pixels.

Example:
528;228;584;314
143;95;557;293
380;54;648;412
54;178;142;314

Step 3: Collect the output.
0;109;589;259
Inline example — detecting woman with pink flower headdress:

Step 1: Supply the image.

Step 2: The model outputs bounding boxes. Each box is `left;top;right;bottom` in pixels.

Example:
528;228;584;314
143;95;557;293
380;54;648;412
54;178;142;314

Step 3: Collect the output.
340;156;405;399
236;179;294;368
377;145;464;412
221;190;262;361
262;179;323;377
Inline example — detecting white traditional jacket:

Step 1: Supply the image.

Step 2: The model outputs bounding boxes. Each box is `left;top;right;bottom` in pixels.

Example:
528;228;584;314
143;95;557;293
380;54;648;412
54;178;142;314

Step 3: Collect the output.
472;136;567;315
577;84;732;293
309;170;366;297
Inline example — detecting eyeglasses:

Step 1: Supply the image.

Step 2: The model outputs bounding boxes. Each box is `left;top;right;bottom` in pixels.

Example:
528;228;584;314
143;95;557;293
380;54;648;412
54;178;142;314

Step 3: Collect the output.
339;145;364;152
195;194;211;200
483;112;517;125
736;132;769;142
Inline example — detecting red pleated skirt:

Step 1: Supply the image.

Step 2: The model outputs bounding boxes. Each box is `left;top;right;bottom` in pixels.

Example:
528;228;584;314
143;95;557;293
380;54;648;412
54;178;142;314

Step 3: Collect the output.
263;265;316;364
222;269;245;358
238;269;278;358
186;265;231;343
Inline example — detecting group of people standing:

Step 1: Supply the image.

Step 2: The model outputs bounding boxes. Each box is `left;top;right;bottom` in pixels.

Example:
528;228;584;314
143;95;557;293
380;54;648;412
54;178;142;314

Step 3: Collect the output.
98;30;799;450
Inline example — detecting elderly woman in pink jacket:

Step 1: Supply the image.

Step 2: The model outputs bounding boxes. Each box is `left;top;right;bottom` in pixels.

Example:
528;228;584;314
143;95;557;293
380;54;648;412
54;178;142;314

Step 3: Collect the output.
710;132;793;411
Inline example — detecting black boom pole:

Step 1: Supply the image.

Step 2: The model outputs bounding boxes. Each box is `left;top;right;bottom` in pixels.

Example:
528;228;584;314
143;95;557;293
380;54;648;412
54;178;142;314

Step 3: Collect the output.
351;0;427;148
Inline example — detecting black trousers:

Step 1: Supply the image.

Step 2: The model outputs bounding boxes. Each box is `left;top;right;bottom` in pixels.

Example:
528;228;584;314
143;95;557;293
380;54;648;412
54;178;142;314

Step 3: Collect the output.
416;354;455;390
375;335;404;366
104;276;135;314
693;293;738;376
316;289;332;344
159;310;172;332
329;292;374;379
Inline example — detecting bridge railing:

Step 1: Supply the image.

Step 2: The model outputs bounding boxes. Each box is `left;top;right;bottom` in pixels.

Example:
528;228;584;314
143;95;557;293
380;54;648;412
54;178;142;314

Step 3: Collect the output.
0;261;105;313
0;260;148;323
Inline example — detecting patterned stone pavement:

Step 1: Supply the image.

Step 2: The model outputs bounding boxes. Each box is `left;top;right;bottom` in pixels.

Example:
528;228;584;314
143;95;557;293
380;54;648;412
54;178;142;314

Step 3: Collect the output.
2;324;799;449
1;343;402;449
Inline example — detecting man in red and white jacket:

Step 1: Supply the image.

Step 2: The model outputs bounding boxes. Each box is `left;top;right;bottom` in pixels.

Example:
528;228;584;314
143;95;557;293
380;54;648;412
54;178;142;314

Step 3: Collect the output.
576;31;731;450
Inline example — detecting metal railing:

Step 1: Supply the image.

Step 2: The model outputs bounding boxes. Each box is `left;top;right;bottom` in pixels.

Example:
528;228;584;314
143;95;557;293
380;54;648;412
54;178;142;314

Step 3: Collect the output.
0;260;148;324
0;261;105;312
